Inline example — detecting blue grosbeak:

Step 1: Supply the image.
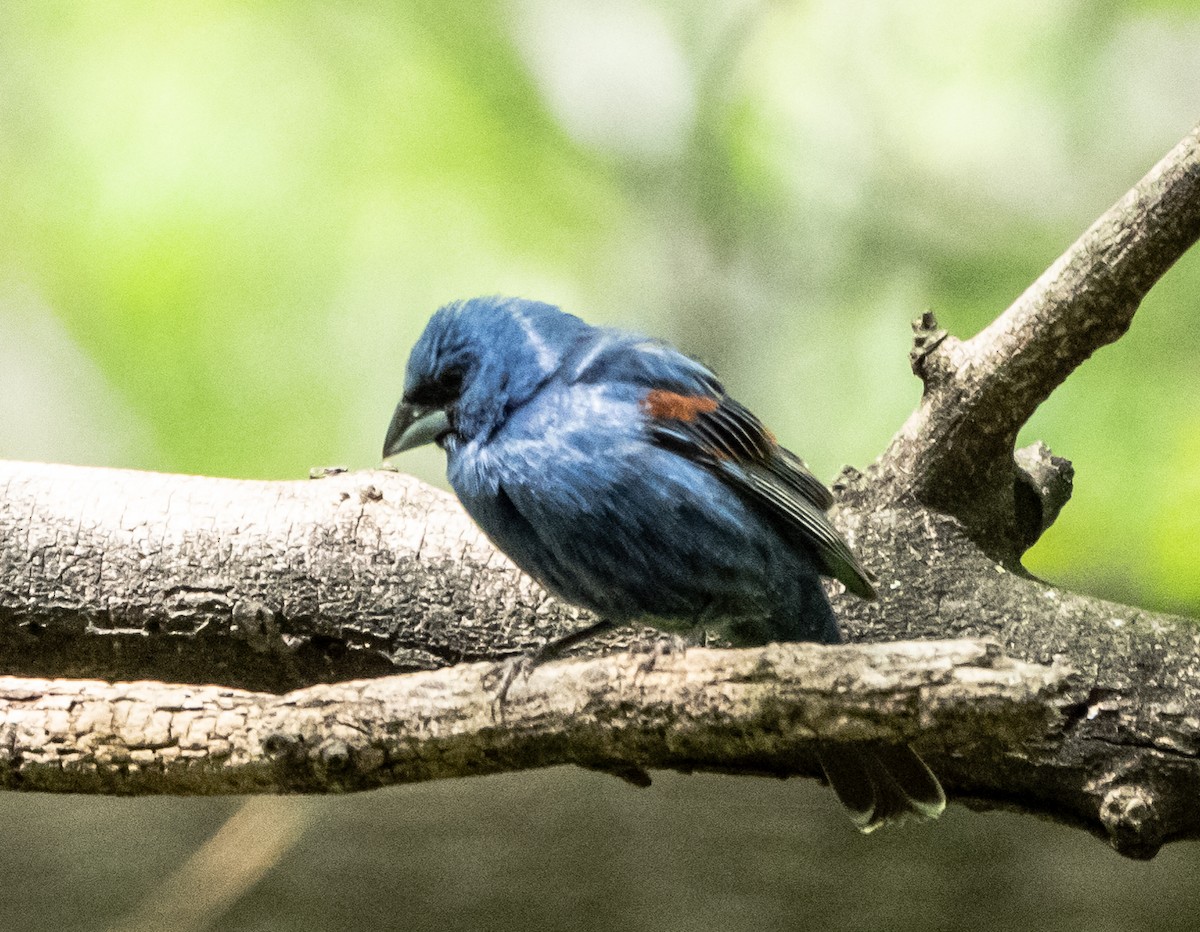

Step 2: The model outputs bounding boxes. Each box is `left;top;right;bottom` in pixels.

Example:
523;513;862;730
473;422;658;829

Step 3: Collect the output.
384;296;944;831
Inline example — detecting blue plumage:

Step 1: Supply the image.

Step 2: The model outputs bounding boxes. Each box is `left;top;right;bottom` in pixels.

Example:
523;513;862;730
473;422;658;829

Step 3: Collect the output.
384;296;944;830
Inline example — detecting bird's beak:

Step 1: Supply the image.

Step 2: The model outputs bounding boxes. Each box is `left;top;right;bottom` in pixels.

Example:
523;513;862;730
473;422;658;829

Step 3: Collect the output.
382;403;451;458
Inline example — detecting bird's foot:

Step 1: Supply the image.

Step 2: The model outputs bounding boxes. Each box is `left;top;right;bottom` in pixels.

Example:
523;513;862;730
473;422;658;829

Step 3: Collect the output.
482;620;618;720
482;653;537;720
633;632;688;679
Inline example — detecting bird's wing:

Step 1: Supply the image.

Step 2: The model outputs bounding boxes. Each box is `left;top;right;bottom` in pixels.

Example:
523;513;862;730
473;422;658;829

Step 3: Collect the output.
565;330;875;599
643;388;877;601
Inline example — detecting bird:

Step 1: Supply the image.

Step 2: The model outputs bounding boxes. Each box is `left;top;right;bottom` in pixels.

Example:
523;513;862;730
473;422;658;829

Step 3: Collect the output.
383;295;945;831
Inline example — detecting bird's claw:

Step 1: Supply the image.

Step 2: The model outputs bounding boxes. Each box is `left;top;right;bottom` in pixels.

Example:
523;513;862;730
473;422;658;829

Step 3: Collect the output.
484;654;537;720
633;633;687;679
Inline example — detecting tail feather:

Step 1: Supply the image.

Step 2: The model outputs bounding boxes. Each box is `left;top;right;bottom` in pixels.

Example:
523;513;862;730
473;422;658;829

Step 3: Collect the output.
817;743;946;832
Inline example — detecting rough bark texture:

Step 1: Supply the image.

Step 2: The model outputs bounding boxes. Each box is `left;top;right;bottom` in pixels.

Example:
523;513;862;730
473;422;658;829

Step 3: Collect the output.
828;495;1200;859
0;462;596;689
1;123;1199;860
0;639;1065;795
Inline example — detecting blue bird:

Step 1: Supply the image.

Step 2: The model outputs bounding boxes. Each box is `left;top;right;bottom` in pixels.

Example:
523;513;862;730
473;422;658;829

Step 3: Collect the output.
383;296;945;831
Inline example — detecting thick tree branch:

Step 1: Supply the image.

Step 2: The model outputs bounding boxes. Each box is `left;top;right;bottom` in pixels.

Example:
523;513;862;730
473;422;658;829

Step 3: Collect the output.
0;639;1066;794
0;461;589;689
879;122;1200;560
2;457;1197;857
827;494;1200;859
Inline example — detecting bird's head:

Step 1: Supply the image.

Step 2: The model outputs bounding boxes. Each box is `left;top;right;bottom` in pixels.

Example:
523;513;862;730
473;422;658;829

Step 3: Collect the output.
383;296;591;457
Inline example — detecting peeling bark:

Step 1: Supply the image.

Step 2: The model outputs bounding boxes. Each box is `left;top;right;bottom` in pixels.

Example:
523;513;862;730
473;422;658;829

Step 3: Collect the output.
2;123;1200;860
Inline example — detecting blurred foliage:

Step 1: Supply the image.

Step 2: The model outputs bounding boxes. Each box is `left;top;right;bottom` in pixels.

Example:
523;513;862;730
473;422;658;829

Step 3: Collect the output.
3;2;1200;928
2;0;1198;614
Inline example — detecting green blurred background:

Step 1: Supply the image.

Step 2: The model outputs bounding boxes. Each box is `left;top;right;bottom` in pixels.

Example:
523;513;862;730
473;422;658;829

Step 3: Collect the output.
2;1;1199;929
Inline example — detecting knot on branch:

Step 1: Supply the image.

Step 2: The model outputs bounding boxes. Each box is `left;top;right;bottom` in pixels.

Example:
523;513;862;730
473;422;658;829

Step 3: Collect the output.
1013;442;1075;552
1100;784;1162;860
230;599;285;654
909;311;961;390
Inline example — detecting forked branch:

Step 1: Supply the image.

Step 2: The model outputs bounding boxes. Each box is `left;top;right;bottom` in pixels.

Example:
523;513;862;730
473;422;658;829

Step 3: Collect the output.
877;122;1200;561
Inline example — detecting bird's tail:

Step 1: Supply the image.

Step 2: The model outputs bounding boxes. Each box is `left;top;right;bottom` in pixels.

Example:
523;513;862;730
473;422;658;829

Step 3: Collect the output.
816;743;946;832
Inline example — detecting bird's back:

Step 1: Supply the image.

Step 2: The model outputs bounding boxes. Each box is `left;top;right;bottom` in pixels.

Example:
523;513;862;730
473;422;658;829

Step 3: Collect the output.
448;330;841;645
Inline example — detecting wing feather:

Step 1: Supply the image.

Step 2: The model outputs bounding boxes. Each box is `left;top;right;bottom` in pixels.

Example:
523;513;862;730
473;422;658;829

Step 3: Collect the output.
645;392;876;600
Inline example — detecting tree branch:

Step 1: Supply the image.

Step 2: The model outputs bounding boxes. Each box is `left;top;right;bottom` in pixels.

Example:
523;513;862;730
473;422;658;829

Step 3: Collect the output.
0;461;590;689
0;639;1067;795
878;122;1200;560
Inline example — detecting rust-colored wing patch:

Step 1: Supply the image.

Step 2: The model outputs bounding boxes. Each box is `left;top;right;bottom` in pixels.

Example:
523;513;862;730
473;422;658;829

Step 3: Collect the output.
642;389;720;422
642;388;873;597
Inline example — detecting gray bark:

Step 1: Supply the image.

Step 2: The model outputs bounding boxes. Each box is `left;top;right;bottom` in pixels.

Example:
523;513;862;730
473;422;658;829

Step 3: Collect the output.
0;639;1063;793
0;461;584;688
1;123;1199;859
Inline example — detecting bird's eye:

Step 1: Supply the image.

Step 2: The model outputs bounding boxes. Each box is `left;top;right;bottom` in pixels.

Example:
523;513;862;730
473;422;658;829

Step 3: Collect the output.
405;365;465;406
